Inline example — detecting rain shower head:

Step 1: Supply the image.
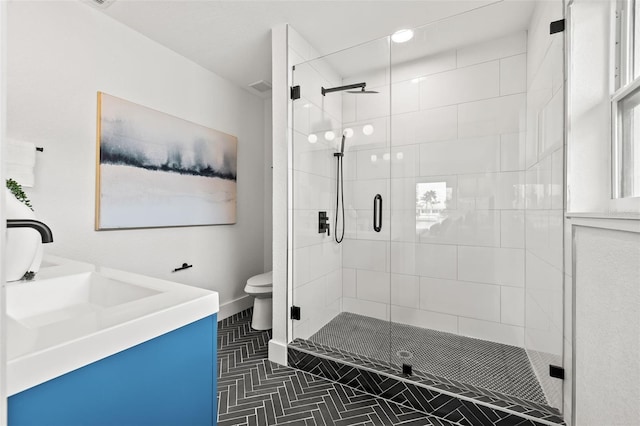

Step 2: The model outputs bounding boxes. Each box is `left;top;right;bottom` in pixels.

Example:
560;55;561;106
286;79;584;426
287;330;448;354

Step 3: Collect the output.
321;82;378;96
346;87;379;94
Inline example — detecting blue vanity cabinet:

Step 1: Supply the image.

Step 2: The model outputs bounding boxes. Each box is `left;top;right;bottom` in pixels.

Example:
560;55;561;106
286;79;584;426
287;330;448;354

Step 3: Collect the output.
8;314;217;426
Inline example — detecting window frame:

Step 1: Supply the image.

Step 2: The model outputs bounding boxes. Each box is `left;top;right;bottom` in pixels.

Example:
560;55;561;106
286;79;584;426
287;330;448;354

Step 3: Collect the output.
612;0;640;199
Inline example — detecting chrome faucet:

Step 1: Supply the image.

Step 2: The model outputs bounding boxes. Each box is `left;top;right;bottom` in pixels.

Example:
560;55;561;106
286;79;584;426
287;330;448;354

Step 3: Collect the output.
7;219;54;243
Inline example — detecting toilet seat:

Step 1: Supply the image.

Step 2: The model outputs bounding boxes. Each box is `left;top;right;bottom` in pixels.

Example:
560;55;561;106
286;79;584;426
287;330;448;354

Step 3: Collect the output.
244;271;273;330
244;271;273;295
244;284;272;295
247;271;272;287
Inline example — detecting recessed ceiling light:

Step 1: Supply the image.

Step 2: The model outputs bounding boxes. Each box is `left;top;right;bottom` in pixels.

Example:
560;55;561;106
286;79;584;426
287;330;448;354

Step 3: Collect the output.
391;29;414;43
362;124;374;136
343;128;354;138
308;134;318;144
324;131;336;141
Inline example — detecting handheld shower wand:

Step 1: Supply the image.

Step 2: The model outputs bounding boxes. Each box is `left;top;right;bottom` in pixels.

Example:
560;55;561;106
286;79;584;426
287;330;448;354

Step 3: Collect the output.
333;134;346;157
334;135;346;243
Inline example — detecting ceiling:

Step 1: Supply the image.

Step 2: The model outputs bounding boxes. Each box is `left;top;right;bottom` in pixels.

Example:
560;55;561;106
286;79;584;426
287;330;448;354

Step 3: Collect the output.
100;0;534;97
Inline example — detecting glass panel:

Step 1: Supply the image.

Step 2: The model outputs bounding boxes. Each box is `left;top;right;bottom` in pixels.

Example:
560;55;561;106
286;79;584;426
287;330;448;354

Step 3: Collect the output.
619;85;640;197
290;0;565;414
290;37;392;362
389;1;564;411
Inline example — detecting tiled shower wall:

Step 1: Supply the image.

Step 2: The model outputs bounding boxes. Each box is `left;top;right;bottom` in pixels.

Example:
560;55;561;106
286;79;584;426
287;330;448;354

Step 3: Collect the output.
290;29;344;340
341;32;531;348
524;1;565;410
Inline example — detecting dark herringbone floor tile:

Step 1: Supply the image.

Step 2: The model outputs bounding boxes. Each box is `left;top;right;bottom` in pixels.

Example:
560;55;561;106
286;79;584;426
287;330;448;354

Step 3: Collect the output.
217;309;453;426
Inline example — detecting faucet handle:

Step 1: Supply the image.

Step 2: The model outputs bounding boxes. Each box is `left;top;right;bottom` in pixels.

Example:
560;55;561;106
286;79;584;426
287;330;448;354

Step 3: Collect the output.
318;211;330;235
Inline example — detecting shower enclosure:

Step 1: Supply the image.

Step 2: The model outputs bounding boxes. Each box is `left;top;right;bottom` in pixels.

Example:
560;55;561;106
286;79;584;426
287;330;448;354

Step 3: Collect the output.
289;1;565;420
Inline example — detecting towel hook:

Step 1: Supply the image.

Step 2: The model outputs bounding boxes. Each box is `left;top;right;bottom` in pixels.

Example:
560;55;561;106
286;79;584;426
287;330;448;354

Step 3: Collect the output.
172;263;193;273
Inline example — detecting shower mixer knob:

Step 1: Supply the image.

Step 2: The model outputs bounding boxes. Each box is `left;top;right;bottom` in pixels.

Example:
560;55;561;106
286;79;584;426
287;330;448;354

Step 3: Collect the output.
318;211;330;236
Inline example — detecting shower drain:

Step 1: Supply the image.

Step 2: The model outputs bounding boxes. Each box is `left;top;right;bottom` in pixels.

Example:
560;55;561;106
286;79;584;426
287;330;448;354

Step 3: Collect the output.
396;350;413;360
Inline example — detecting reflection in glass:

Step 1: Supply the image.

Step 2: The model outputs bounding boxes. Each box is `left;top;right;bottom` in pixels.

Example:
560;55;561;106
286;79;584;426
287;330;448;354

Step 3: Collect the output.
415;182;449;228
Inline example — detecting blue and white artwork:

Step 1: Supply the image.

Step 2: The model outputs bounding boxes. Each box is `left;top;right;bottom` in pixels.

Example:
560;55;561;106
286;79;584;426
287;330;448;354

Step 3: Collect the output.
96;92;237;229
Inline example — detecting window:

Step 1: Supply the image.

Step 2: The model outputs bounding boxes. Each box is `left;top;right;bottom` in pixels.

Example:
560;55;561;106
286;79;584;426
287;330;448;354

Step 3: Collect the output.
612;0;640;198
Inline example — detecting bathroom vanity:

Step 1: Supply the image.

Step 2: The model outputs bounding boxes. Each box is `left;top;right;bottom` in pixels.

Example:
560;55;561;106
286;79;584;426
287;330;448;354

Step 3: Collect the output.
5;256;219;426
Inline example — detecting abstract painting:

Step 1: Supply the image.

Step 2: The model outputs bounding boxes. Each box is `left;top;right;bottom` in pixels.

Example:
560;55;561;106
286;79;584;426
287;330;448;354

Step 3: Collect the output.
95;92;237;230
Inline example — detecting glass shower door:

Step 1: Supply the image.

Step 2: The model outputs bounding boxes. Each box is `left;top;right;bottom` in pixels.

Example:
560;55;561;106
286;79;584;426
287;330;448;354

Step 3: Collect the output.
290;38;393;362
289;56;344;342
388;4;565;411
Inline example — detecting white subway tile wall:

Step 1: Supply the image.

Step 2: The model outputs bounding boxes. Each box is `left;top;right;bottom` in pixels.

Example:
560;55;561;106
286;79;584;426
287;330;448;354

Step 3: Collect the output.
501;286;525;327
341;31;533;349
458;317;525;347
456;32;527;68
500;55;528;96
390;274;420;309
392;105;458;145
458;246;525;287
389;305;459;334
420;277;501;323
356;270;391;304
419;61;500;109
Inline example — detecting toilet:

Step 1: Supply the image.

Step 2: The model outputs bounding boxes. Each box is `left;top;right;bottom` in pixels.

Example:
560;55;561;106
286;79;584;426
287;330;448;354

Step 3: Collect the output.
244;271;273;330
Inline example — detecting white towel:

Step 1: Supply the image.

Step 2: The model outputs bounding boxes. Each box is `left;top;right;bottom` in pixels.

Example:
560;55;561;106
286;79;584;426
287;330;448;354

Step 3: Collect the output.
7;139;37;187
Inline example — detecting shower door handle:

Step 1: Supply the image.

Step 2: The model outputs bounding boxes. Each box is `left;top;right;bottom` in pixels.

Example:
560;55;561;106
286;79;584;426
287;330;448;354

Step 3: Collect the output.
373;194;382;232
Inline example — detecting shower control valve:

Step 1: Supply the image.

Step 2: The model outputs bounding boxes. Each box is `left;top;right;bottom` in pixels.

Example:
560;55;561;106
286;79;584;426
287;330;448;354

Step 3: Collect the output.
318;211;330;236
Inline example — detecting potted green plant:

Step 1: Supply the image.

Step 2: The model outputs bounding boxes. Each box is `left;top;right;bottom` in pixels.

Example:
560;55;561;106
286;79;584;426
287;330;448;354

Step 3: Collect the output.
5;179;42;281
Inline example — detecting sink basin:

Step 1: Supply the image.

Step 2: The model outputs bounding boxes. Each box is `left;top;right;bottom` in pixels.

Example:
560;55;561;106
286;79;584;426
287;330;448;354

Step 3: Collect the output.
7;272;160;328
6;256;219;397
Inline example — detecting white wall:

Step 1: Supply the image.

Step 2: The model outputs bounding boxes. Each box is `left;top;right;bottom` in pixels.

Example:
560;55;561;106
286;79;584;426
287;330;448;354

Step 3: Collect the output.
264;98;273;271
341;32;530;348
6;1;267;315
524;0;565;411
572;222;640;426
269;24;289;365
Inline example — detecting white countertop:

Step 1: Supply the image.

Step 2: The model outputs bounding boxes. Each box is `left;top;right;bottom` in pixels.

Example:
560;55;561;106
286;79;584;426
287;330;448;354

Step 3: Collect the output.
6;256;219;396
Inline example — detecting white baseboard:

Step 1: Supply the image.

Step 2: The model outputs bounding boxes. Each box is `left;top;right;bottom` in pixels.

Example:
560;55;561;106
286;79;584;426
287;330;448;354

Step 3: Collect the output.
268;339;288;366
218;294;254;321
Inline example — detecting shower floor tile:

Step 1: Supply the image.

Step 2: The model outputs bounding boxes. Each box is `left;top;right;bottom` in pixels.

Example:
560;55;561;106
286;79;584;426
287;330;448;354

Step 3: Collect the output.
309;312;547;405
